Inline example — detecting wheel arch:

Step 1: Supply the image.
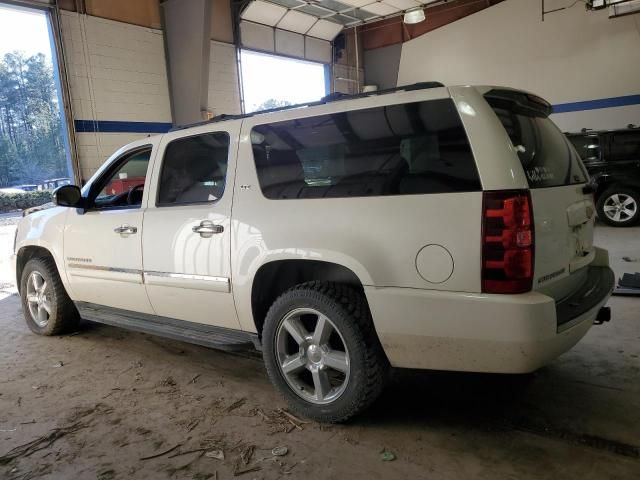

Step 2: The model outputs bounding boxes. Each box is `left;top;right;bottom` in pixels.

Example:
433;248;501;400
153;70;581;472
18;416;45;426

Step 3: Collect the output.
250;259;367;337
16;245;57;294
594;178;639;200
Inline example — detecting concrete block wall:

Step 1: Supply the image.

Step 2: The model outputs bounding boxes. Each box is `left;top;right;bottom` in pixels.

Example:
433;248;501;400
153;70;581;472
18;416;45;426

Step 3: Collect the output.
396;0;640;132
333;64;364;95
207;41;241;116
60;11;172;181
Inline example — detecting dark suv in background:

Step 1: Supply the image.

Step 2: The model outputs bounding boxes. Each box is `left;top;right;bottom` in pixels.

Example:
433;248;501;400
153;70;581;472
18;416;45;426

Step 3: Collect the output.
567;127;640;227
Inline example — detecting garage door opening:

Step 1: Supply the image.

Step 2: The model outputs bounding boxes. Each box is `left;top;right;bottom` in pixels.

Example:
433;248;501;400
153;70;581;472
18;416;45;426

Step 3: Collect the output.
0;3;73;208
240;50;328;113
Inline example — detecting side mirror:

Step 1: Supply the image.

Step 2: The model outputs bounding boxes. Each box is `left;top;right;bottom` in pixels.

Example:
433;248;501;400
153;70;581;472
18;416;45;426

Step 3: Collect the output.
53;185;83;208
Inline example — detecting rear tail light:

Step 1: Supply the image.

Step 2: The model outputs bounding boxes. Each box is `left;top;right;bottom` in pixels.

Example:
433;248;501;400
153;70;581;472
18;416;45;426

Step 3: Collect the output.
482;190;534;294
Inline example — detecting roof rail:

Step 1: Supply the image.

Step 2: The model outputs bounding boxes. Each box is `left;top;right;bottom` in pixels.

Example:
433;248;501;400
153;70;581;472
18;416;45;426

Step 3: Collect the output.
170;81;444;131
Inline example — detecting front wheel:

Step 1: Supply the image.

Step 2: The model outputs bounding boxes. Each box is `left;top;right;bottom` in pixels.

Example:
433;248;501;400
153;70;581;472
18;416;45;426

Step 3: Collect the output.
596;187;640;227
262;282;388;423
20;257;79;335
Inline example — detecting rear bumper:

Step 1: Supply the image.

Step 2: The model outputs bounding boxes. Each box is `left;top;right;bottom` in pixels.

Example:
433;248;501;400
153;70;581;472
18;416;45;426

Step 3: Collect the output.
556;266;615;331
365;266;614;374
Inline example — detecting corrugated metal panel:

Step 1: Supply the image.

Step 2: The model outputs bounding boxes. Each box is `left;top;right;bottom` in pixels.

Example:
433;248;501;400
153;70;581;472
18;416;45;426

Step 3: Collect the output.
305;36;332;63
240;21;276;52
275;29;305;57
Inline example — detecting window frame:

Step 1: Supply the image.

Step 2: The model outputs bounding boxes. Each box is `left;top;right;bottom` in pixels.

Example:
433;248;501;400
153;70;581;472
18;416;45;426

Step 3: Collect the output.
155;131;231;208
86;145;153;212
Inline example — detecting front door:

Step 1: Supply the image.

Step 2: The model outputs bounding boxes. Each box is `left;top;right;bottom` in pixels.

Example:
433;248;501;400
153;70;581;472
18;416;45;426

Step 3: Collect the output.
142;126;241;329
64;142;156;313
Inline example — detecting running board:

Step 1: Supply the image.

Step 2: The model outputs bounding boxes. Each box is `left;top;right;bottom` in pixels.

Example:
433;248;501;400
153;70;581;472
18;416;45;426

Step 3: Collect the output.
76;302;259;351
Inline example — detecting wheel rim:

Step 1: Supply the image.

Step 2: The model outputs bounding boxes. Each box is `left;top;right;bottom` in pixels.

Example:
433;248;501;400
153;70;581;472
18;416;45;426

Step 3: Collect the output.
603;193;637;223
26;271;52;327
275;307;350;405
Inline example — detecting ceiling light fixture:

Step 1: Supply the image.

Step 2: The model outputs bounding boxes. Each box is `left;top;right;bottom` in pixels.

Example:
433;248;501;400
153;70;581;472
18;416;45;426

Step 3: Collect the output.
403;7;425;24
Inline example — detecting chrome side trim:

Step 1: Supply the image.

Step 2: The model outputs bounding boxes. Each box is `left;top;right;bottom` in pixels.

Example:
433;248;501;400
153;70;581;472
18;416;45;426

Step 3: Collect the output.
67;263;143;284
67;263;142;275
143;271;228;283
143;271;230;293
66;264;230;292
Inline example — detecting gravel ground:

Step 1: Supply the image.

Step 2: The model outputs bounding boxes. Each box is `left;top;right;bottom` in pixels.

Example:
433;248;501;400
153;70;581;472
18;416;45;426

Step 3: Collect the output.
0;215;21;227
0;226;638;479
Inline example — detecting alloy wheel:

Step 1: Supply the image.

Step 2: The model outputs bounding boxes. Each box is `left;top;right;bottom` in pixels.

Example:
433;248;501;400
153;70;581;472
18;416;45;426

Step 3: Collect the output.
603;193;637;223
275;307;350;405
26;271;52;327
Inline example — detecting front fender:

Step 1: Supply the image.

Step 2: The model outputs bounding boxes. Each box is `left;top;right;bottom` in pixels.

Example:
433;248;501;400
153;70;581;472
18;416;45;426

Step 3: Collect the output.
15;207;72;295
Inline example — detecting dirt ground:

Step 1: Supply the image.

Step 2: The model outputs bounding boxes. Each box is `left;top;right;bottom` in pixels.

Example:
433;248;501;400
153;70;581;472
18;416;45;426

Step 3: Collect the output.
0;224;639;480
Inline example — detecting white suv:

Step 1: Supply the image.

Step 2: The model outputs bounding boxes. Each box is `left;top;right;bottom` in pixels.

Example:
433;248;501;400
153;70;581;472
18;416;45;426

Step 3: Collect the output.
13;83;614;422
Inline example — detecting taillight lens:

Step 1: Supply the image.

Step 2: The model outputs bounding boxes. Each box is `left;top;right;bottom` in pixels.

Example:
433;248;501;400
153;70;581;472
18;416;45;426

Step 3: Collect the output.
482;190;534;294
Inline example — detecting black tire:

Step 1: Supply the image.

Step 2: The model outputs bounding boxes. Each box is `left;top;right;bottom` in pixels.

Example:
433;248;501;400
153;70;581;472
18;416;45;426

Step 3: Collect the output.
20;257;80;335
262;281;388;423
596;186;640;227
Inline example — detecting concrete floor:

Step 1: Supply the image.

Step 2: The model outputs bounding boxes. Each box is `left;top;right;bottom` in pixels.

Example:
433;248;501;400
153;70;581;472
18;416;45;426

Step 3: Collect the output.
0;223;638;479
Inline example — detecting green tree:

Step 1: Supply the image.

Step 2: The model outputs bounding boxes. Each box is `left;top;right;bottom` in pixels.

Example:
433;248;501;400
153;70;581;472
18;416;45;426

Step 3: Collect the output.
254;98;293;112
0;51;68;187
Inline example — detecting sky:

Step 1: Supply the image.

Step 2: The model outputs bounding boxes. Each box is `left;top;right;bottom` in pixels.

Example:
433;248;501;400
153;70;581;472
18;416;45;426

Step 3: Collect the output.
0;5;52;60
240;50;327;112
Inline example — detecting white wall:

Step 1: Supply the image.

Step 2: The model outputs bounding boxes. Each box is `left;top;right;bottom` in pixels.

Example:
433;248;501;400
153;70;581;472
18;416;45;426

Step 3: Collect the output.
207;41;242;116
398;0;640;132
60;12;172;180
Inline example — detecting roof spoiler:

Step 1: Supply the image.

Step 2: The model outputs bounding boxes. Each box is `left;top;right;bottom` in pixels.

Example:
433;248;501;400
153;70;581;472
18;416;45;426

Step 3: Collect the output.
484;89;553;118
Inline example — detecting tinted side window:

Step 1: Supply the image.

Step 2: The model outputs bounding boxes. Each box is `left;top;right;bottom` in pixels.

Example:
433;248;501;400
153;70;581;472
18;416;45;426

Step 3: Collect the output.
609;132;640;161
157;132;229;206
250;99;480;200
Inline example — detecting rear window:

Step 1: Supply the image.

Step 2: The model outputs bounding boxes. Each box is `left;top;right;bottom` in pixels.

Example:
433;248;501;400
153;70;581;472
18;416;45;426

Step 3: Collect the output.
250;99;481;200
488;99;587;188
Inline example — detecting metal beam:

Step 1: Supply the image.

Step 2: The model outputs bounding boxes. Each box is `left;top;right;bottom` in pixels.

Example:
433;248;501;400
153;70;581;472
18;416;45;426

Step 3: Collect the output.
161;0;213;126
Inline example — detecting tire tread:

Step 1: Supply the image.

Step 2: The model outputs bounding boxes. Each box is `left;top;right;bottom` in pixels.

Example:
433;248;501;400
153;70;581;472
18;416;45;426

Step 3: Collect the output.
263;281;388;423
21;256;79;336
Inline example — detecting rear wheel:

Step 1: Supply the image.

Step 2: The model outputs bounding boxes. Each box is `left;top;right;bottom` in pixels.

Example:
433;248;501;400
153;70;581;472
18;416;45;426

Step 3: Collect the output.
596;187;640;227
20;257;79;335
262;282;388;423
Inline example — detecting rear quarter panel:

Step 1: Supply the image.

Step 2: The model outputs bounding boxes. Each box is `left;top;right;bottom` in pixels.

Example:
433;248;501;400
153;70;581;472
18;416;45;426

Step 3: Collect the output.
454;86;599;300
448;86;530;191
231;88;483;333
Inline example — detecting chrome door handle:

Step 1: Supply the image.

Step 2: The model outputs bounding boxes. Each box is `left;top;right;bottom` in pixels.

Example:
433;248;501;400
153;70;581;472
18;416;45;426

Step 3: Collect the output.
114;224;138;235
192;220;224;238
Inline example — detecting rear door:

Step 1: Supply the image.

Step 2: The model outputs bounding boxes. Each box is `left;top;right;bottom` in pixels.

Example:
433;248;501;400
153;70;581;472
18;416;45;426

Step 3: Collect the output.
141;125;241;329
486;92;594;301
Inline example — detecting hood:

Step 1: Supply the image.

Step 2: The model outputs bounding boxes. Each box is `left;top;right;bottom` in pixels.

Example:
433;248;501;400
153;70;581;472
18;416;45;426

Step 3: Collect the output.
23;202;55;217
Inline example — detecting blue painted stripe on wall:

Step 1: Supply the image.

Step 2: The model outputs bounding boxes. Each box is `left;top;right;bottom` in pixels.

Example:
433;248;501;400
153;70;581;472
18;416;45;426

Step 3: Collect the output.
552;94;640;114
74;120;173;134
